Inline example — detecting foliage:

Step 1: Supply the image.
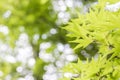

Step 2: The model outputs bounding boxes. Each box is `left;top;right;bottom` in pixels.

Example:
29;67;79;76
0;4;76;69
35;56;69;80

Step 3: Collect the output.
62;0;120;80
0;0;98;80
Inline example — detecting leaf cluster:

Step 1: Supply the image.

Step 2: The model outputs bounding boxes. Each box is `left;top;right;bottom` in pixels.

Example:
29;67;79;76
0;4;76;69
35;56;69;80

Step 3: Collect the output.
62;0;120;80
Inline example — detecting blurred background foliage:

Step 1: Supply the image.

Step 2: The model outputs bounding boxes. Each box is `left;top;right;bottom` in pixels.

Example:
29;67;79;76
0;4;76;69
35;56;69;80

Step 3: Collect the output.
0;0;97;80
